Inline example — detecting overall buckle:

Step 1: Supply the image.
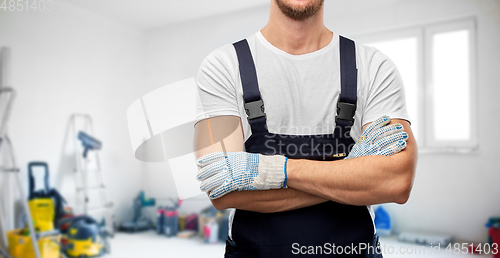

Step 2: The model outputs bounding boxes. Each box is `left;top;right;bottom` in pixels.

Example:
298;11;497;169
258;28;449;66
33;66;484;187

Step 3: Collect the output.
335;101;356;123
244;99;266;120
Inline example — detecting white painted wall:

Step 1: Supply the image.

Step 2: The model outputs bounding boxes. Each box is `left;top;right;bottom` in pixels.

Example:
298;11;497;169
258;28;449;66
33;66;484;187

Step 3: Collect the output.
0;0;147;238
0;0;497;245
142;5;270;219
144;0;500;242
323;0;500;243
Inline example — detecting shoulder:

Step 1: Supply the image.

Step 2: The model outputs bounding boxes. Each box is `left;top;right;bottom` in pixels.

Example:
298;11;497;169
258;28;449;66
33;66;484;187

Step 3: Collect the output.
198;33;260;81
355;41;389;70
354;40;400;85
199;44;237;74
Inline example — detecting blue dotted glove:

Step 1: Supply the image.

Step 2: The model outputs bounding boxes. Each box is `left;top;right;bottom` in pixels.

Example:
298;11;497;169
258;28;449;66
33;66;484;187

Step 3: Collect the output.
196;152;288;199
347;116;408;159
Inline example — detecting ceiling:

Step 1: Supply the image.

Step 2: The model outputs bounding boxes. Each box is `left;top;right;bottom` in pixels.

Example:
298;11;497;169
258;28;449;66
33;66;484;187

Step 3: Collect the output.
61;0;270;30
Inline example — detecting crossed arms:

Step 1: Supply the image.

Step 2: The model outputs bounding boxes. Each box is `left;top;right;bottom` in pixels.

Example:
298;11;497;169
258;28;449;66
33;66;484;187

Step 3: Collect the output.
194;115;417;213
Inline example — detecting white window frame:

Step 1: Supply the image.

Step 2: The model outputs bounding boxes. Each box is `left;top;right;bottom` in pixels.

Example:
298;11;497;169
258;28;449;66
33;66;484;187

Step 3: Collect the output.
354;17;478;153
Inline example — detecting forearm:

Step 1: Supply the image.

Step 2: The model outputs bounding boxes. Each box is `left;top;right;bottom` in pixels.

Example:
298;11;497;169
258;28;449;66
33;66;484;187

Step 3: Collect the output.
287;152;416;206
210;188;327;213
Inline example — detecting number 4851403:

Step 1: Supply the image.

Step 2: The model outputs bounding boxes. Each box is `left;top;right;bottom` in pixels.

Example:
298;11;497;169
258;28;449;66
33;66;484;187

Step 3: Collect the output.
445;243;498;255
1;0;54;11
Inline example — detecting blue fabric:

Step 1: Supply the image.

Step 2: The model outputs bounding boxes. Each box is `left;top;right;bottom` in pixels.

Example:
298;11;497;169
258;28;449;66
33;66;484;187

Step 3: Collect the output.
333;36;358;139
339;36;358;105
283;157;288;188
234;39;261;103
234;36;359;144
227;36;377;256
234;40;269;134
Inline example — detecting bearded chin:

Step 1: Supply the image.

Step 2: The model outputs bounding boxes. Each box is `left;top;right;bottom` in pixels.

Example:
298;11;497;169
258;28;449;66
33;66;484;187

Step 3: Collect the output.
275;0;325;21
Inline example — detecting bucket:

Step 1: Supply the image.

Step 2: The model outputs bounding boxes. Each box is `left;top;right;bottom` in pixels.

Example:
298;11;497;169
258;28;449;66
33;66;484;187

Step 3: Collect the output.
7;229;60;258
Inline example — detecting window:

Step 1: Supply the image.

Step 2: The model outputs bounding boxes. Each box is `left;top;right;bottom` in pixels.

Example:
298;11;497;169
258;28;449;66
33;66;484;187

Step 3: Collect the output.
356;18;477;151
367;37;419;140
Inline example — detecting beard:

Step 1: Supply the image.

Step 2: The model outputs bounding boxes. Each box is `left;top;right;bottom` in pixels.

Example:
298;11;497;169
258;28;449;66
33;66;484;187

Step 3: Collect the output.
275;0;325;21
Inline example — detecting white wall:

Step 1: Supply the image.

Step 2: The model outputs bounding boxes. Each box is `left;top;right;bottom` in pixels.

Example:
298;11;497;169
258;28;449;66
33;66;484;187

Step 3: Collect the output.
142;5;270;217
0;0;147;236
322;0;500;243
144;0;500;242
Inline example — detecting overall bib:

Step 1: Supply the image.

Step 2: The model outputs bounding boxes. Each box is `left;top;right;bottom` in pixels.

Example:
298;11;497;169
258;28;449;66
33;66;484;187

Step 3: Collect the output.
225;36;382;258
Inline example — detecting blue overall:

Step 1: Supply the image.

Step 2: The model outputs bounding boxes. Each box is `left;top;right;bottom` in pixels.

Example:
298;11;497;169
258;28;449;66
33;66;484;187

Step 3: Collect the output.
224;36;382;257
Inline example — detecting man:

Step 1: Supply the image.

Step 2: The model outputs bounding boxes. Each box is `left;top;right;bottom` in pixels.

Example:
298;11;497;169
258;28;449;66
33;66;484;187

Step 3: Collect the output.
194;0;417;257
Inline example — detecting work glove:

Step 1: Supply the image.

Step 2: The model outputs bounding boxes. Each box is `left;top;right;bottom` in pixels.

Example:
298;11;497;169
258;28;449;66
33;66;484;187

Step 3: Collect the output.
196;152;287;199
347;115;408;159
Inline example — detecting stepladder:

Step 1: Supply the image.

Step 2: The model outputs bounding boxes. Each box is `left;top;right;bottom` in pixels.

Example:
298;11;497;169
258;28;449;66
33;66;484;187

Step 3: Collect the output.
69;114;114;236
0;87;42;258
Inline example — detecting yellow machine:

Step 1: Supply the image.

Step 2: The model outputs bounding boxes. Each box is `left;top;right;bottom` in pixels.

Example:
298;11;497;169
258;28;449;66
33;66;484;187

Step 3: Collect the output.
27;162;66;233
28;198;55;232
60;216;110;257
66;237;103;257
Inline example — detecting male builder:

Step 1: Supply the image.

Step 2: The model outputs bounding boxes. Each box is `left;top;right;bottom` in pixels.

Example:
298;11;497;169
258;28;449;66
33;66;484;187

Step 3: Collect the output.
193;0;417;257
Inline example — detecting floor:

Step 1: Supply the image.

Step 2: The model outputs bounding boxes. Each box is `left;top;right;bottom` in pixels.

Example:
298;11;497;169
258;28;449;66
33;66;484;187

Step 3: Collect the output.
108;231;492;258
109;231;225;258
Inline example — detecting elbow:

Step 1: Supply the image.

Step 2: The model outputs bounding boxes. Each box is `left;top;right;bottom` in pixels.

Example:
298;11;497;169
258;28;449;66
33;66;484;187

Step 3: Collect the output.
210;195;230;210
389;150;417;205
392;170;414;205
393;183;412;205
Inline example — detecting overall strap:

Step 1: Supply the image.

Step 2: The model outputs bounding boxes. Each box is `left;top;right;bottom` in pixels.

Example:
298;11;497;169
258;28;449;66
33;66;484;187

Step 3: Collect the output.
334;36;358;138
233;39;268;134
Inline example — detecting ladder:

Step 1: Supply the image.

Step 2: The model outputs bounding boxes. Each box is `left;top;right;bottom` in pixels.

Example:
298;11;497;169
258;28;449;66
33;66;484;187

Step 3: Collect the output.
70;114;114;236
0;87;41;258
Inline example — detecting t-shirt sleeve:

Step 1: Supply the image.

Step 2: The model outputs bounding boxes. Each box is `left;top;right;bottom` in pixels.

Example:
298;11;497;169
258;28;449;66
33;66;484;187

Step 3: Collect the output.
195;47;241;123
361;49;411;126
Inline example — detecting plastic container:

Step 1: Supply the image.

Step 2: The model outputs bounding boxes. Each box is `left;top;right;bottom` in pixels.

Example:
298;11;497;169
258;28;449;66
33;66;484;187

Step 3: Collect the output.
489;227;500;258
7;229;60;258
156;207;165;234
374;206;392;236
486;217;500;245
204;218;219;244
164;210;178;237
178;215;187;231
219;214;229;242
185;214;198;231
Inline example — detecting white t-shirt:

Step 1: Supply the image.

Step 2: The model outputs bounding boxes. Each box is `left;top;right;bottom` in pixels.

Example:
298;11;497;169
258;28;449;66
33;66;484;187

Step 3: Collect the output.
195;31;410;141
195;31;410;236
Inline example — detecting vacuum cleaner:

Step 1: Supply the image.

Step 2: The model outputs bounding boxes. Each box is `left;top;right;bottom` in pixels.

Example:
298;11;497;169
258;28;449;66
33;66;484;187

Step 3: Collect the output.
119;191;155;232
58;215;110;257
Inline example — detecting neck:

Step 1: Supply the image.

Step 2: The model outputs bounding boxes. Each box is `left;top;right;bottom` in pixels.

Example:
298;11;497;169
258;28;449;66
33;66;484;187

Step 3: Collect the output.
261;1;332;55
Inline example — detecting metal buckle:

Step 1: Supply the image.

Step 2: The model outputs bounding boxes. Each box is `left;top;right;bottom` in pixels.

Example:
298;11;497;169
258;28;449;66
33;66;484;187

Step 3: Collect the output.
335;101;356;123
332;153;346;158
244;99;266;120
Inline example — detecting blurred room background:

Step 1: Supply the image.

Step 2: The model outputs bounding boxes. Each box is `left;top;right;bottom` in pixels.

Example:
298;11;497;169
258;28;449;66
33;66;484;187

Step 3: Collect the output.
0;0;499;257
